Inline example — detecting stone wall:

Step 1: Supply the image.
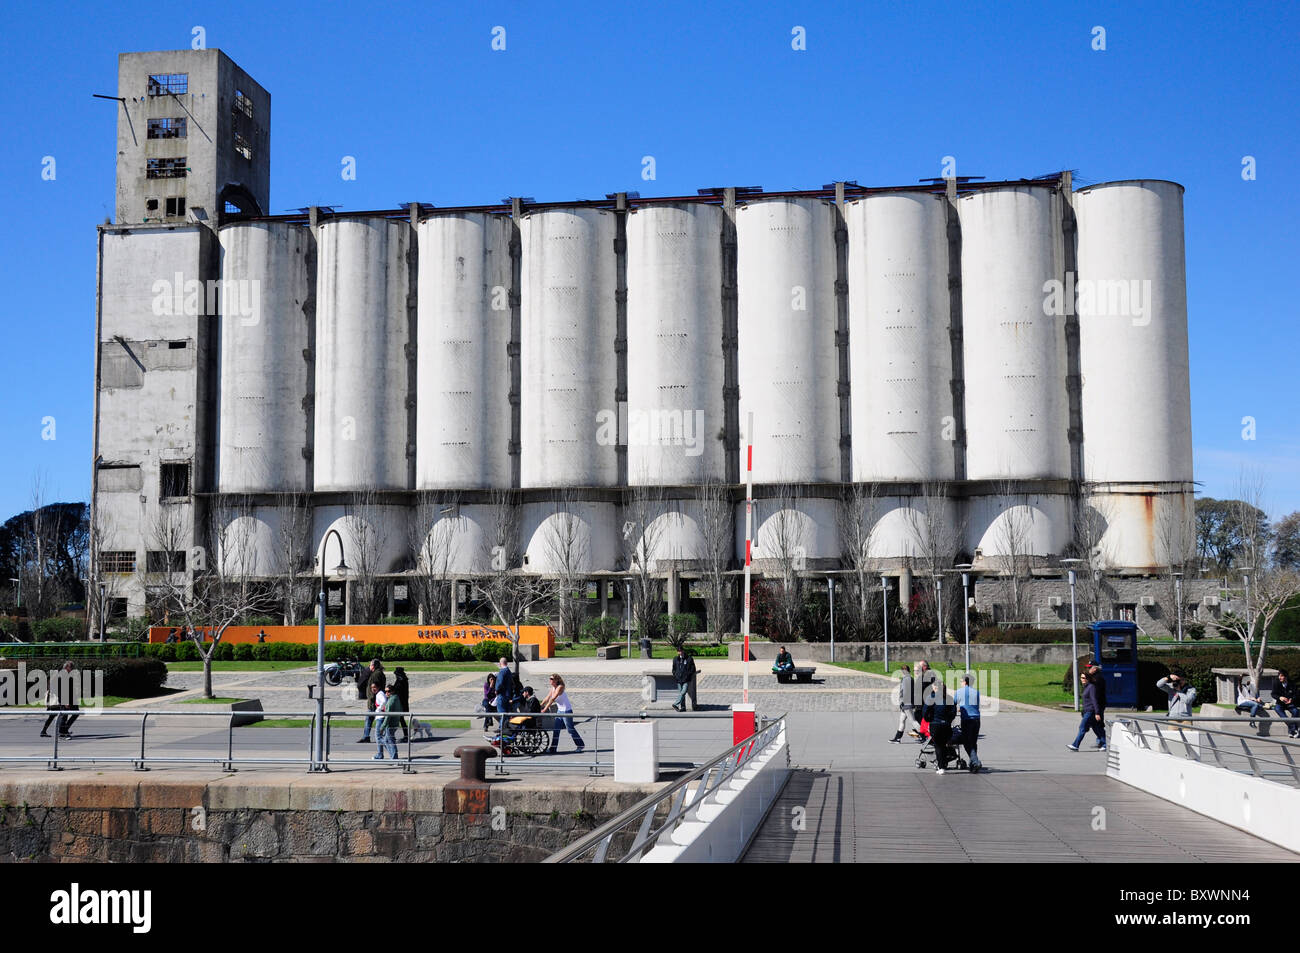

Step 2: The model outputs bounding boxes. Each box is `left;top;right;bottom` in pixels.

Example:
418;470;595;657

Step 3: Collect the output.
728;641;1080;665
0;770;660;863
971;576;1221;637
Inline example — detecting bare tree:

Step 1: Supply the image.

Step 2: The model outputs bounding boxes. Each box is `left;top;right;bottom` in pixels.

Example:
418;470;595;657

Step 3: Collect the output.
624;482;667;645
1070;491;1112;623
148;496;263;698
1235;468;1271;575
761;485;805;642
697;479;734;641
1156;494;1198;637
836;481;880;639
989;482;1034;625
474;488;560;677
89;504;128;638
345;485;391;625
409;493;460;626
1218;568;1300;690
272;492;313;626
903;482;964;638
543;490;590;643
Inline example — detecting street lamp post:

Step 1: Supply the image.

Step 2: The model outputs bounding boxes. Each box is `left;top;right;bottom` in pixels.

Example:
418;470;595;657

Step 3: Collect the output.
828;576;835;663
314;530;348;773
98;583;107;642
880;574;889;673
934;575;943;645
961;571;971;673
1173;572;1183;642
1060;559;1082;712
625;580;631;658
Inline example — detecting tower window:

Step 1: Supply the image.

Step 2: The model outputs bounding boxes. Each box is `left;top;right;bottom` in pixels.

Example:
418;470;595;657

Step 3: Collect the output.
234;134;253;160
147;118;187;139
160;462;191;498
146;198;159;211
234;89;254;118
146;550;187;573
100;551;137;574
147;157;188;179
147;73;188;96
165;197;186;218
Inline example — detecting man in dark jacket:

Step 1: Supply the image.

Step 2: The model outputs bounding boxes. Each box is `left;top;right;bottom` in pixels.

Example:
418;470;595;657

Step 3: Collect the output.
358;659;385;743
672;647;696;712
494;657;515;716
1273;669;1300;738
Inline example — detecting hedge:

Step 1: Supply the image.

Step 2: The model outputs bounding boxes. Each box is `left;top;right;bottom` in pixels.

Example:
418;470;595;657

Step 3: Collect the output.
581;617;622;646
0;657;167;699
30;618;87;642
975;627;1079;644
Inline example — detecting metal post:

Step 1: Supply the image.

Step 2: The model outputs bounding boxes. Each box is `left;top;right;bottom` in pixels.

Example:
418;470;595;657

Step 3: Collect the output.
315;529;347;773
625;581;631;658
828;576;835;663
1174;573;1183;643
742;411;754;705
1069;569;1079;712
98;582;107;642
935;576;943;644
881;574;889;673
962;572;970;674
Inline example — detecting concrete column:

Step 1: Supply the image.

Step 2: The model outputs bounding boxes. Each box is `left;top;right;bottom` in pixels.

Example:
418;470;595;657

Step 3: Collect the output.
417;602;425;625
899;568;913;614
386;582;395;618
667;568;680;615
344;580;354;625
600;580;609;619
450;578;459;622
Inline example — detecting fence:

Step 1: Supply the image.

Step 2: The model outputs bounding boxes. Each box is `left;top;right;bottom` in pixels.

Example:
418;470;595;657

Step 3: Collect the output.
0;641;141;659
1112;715;1300;787
0;707;733;775
545;713;788;862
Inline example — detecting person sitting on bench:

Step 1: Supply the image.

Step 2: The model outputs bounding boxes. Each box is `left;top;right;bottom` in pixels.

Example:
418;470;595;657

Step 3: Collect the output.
1235;674;1269;726
772;646;795;677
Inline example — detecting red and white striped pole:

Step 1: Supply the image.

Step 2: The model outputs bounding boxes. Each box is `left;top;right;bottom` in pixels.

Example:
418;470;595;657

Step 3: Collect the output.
742;411;754;706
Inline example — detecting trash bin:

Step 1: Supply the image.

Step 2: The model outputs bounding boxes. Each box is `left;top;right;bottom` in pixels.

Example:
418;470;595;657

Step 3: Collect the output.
639;637;652;659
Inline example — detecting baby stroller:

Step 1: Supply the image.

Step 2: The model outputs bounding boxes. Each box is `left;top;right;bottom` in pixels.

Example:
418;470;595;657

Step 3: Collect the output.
915;704;968;773
485;695;555;757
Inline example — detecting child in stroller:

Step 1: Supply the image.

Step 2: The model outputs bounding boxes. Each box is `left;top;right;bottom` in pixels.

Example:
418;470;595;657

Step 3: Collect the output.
915;704;978;774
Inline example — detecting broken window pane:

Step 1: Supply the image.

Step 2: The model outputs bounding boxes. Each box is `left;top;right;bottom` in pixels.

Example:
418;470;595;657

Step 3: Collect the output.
147;74;188;96
147;157;188;179
147;118;187;139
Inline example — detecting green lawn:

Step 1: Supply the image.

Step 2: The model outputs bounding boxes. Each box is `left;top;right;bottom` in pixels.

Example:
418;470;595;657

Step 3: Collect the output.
832;661;1077;708
166;661;318;672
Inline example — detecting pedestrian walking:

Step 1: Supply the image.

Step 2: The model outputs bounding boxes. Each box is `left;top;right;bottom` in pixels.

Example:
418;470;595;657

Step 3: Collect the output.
539;674;585;754
391;666;410;743
40;661;81;738
480;672;498;731
672;646;696;712
954;673;982;770
494;657;516;718
889;665;916;743
358;658;385;743
1068;670;1107;751
373;677;401;760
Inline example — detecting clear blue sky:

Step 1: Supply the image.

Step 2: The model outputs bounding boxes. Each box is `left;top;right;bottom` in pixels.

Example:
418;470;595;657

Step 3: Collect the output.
0;0;1295;520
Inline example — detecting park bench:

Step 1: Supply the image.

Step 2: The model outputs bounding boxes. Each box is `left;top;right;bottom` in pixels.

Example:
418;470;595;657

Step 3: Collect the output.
776;667;816;684
596;644;623;660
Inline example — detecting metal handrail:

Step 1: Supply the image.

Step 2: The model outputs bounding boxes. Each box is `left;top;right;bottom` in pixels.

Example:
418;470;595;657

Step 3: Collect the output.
0;708;732;774
545;714;787;863
1115;714;1300;786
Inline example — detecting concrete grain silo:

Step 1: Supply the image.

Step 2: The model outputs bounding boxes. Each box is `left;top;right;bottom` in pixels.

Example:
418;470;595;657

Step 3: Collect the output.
1074;180;1194;569
313;218;413;492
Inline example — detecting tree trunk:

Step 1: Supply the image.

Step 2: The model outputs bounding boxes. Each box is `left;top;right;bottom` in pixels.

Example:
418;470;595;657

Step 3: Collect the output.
203;650;213;699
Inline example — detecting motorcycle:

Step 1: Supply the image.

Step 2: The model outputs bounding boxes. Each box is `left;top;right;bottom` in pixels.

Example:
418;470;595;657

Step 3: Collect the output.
323;656;364;687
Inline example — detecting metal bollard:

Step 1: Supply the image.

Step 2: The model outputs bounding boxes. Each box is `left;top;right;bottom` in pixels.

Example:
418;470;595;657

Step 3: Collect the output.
445;745;495;815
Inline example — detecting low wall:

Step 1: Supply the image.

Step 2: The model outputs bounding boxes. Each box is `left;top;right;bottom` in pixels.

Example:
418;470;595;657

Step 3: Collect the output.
1108;721;1300;854
0;770;660;863
728;642;1078;665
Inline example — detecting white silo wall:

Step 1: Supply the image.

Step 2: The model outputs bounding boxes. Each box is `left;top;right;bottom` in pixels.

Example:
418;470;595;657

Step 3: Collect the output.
520;209;618;488
215;507;284;577
965;494;1072;559
626;204;726;484
520;501;619;574
846;194;955;482
620;500;711;571
413;504;496;575
217;223;313;492
314;219;411;491
1086;488;1195;570
959;187;1070;480
415;213;514;489
738;497;839;566
736;199;839;483
1074;181;1192;484
865;495;959;561
313;504;410;575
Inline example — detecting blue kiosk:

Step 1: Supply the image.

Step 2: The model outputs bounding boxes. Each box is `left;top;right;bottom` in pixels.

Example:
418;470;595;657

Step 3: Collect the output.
1091;620;1139;708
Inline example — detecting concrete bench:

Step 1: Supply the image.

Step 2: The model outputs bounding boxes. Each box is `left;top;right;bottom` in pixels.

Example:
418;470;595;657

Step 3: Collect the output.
596;644;623;660
642;671;698;709
776;667;816;684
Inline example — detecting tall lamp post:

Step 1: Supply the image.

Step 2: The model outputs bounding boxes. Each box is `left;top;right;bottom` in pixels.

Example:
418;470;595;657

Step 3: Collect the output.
1062;558;1081;712
1173;571;1183;642
98;582;107;642
827;575;836;663
956;566;972;674
314;530;348;773
624;580;631;658
934;575;943;645
880;574;890;673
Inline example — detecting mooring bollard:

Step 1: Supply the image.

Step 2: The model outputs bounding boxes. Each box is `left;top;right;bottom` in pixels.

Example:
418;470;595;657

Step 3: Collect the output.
454;745;493;782
445;745;495;815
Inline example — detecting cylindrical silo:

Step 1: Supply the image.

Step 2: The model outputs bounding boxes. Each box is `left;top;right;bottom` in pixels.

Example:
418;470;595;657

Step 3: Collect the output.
313;504;408;574
1074;181;1193;569
217;222;313;492
959;187;1070;481
626;203;726;484
736;199;839;483
740;497;840;569
314;219;412;491
521;501;619;574
416;213;513;489
846;193;954;482
965;493;1072;564
520;208;618;487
